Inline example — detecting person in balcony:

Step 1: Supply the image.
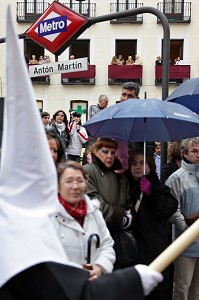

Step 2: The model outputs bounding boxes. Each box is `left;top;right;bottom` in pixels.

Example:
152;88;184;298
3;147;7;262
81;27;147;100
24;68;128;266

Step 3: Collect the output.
155;56;162;65
175;56;184;65
126;56;134;65
117;54;125;65
111;55;118;65
38;55;45;64
44;55;51;63
134;55;142;65
29;54;38;65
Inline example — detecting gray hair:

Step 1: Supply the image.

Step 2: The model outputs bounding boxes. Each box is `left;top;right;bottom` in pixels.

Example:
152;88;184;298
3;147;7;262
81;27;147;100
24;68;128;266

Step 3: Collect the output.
122;82;140;97
181;137;199;154
98;94;108;102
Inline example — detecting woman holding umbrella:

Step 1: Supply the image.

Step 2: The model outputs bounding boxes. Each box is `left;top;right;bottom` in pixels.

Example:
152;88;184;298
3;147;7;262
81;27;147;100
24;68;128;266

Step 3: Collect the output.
124;144;178;300
53;160;116;280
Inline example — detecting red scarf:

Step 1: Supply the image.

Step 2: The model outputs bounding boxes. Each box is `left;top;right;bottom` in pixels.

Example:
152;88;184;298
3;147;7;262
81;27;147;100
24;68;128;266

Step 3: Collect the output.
58;194;87;227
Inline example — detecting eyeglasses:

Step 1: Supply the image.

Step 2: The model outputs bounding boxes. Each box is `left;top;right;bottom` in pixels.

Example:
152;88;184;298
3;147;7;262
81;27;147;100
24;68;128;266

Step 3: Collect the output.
100;149;116;155
121;93;136;99
187;150;199;156
62;180;85;186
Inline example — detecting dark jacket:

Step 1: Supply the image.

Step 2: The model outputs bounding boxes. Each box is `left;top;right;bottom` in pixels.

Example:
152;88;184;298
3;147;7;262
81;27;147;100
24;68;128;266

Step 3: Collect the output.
0;262;144;300
160;159;180;183
125;170;178;264
84;155;131;231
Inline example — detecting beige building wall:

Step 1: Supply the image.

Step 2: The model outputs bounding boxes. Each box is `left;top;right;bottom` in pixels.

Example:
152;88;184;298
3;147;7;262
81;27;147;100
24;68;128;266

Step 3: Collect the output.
0;0;197;118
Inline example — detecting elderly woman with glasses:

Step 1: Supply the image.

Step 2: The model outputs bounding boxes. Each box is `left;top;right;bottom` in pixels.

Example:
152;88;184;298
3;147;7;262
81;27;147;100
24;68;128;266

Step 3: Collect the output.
52;160;115;280
83;138;134;269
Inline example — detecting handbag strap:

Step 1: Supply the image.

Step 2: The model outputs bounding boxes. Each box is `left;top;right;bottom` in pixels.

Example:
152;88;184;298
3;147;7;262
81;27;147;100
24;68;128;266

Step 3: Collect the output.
134;192;143;212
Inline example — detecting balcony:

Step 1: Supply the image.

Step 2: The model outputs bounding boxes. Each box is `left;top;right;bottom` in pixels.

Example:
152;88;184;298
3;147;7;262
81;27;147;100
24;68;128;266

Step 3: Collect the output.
61;65;96;85
157;2;191;23
110;2;143;23
108;65;142;85
31;76;50;85
28;64;50;84
17;2;49;22
63;2;96;18
155;65;190;85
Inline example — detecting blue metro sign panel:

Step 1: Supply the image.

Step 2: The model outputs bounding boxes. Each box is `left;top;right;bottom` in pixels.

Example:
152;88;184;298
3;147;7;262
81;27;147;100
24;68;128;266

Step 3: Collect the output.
26;1;89;55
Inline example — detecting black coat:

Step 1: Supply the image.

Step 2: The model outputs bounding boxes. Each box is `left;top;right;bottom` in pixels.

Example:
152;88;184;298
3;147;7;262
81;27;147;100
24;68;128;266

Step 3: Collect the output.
0;262;144;300
124;171;178;290
52;124;70;149
160;159;179;183
125;170;178;264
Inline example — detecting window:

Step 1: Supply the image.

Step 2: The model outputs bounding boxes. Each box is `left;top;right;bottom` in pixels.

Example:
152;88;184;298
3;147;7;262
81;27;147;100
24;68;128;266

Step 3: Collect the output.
115;40;137;63
70;100;88;123
170;40;184;65
25;0;48;14
163;0;184;15
117;0;139;11
24;38;44;64
68;0;92;17
69;40;90;63
36;99;43;111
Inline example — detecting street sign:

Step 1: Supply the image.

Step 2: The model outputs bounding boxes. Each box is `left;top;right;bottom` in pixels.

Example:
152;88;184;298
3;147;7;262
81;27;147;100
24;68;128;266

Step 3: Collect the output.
29;57;88;77
26;1;90;55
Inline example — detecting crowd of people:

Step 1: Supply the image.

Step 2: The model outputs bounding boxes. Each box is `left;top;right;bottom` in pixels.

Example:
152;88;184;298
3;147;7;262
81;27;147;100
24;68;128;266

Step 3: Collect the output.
29;54;51;65
3;9;198;300
37;81;199;300
155;55;184;65
111;54;142;65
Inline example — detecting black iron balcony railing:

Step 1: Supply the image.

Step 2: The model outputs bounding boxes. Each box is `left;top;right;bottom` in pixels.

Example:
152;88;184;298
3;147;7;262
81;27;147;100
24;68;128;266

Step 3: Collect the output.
110;2;143;23
61;65;96;85
28;64;50;84
63;2;96;18
31;75;50;84
17;2;49;22
155;65;190;85
108;65;143;85
157;2;191;23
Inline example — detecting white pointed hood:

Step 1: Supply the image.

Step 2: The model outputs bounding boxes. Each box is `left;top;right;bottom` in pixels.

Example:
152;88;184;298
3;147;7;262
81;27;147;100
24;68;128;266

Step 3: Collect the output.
0;5;73;287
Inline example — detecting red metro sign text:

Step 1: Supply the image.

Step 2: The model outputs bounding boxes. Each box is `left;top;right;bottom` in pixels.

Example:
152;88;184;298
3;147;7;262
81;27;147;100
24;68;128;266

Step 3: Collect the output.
26;1;89;55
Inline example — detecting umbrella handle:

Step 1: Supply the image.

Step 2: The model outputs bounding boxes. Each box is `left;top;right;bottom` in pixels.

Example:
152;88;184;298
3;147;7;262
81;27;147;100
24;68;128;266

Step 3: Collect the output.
87;234;100;264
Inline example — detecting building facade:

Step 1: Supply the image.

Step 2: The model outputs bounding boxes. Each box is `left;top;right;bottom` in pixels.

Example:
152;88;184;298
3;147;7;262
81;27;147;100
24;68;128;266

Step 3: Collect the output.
0;0;196;120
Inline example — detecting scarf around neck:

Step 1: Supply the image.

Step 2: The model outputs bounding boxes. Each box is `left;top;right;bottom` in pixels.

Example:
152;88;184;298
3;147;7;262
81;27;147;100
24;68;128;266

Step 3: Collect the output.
55;122;66;134
58;194;87;227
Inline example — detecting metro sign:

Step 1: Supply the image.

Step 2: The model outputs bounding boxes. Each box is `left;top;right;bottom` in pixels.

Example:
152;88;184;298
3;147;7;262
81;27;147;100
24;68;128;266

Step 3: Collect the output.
26;1;90;55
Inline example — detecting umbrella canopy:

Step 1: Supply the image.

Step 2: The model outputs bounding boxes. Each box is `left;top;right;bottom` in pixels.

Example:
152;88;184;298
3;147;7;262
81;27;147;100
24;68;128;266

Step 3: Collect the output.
165;77;199;113
84;99;199;143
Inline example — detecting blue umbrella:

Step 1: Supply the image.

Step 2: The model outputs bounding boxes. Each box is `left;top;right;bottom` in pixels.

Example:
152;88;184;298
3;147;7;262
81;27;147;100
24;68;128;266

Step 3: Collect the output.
165;77;199;113
84;99;199;174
